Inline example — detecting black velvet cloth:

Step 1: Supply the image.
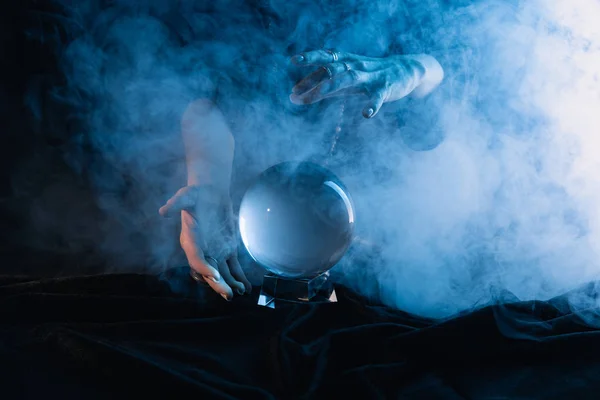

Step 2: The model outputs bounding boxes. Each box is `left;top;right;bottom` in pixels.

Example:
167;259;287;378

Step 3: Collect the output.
2;266;600;399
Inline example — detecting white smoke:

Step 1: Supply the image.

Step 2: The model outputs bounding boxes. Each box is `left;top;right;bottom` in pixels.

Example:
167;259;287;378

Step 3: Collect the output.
21;0;600;320
336;0;600;318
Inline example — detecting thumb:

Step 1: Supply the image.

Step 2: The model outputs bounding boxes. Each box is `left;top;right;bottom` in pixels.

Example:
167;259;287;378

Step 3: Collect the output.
362;89;386;119
159;186;199;217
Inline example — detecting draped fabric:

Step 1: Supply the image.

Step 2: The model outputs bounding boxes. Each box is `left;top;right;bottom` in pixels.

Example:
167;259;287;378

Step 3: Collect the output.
2;266;600;399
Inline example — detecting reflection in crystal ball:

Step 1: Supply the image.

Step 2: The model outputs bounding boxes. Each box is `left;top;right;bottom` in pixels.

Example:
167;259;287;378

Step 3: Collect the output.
239;161;355;279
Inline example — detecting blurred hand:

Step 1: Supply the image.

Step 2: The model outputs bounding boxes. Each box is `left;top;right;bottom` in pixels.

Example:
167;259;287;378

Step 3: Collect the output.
290;50;443;118
159;185;251;300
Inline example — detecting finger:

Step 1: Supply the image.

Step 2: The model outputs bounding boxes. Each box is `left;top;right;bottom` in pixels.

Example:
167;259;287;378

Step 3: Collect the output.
202;273;234;301
200;254;235;300
362;89;387;119
227;255;252;294
292;67;329;95
217;259;246;296
159;186;198;217
290;70;368;105
188;252;234;301
180;228;220;282
292;62;353;95
292;60;390;95
291;49;361;66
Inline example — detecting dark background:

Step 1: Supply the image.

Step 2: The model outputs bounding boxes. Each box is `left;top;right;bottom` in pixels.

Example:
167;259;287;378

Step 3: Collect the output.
1;1;47;274
1;1;111;277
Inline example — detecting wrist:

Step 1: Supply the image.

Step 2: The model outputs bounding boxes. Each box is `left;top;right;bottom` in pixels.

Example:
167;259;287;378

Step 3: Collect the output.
187;160;231;194
405;54;444;98
186;182;231;204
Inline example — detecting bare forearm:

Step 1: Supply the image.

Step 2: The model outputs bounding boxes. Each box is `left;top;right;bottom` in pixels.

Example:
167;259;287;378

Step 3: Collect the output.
180;99;234;193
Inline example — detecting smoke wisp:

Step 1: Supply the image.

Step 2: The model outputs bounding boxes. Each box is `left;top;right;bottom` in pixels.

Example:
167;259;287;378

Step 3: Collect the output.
21;0;600;320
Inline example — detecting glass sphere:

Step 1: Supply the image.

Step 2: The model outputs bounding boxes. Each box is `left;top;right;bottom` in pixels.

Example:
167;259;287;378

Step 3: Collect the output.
239;161;355;279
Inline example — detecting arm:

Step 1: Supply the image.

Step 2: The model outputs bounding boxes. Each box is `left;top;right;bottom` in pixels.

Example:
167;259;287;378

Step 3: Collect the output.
180;98;235;194
160;99;250;300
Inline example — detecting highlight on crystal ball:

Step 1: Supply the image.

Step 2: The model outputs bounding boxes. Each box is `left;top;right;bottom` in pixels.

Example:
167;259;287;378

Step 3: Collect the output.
239;161;355;279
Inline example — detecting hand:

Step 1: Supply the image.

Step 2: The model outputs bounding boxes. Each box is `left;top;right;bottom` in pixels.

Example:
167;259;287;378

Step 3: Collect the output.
289;50;444;118
159;185;252;301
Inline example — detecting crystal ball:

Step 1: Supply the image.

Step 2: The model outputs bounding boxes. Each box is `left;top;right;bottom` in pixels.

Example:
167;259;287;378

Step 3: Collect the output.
239;161;355;279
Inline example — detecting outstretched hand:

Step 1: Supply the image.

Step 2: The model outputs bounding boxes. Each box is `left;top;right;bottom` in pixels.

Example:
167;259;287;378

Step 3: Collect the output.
289;49;443;118
159;185;252;301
